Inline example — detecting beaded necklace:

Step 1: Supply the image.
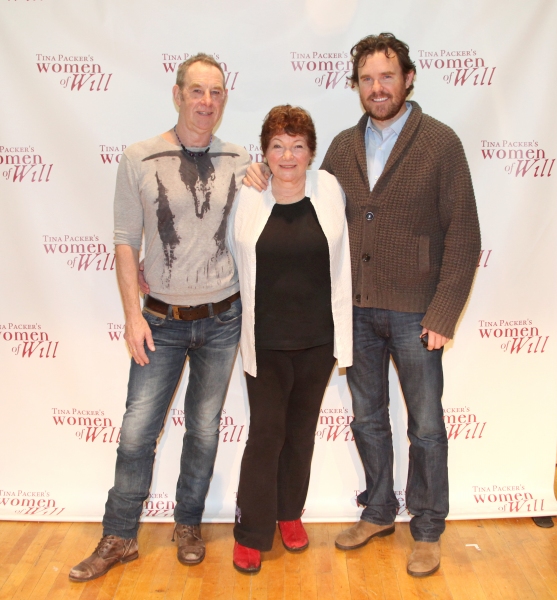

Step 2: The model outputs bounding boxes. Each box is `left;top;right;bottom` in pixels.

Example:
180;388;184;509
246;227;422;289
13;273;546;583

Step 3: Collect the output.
174;126;212;158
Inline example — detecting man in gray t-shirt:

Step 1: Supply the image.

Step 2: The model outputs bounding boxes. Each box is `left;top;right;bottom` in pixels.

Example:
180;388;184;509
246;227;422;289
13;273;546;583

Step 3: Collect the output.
70;53;249;583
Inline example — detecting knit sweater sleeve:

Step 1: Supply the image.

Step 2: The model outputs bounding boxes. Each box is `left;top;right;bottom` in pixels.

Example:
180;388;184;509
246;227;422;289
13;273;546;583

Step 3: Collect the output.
421;131;481;339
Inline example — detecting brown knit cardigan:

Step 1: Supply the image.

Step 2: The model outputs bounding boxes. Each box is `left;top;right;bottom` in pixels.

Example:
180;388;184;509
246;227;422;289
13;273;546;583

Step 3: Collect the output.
320;101;481;339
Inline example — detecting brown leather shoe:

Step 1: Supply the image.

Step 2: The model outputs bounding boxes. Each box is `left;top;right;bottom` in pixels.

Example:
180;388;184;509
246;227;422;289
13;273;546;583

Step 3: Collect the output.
335;520;395;550
407;541;441;577
174;524;205;565
68;535;138;582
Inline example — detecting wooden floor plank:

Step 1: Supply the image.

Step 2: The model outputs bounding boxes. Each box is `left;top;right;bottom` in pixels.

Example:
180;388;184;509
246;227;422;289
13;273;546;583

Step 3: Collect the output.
213;524;237;600
197;523;218;600
484;519;538;599
27;559;67;600
0;523;42;592
199;524;230;600
282;550;301;600
325;523;352;600
13;546;57;600
129;523;171;600
345;548;371;600
0;517;556;600
231;568;251;600
491;518;557;599
0;522;27;568
298;526;318;600
454;519;525;600
3;523;64;600
441;521;486;600
141;524;176;600
264;528;285;600
310;522;335;600
0;523;54;599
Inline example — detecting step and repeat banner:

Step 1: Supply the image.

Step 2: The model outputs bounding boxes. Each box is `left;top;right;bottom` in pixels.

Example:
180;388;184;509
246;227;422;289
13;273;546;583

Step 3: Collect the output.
1;0;556;524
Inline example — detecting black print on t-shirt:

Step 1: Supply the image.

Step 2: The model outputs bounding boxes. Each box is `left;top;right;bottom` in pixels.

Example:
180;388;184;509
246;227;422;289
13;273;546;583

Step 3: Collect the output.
153;172;180;285
143;150;239;286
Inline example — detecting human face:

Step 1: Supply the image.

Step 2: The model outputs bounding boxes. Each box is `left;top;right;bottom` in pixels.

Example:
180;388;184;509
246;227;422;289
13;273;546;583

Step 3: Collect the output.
264;133;312;184
173;62;227;139
357;51;414;129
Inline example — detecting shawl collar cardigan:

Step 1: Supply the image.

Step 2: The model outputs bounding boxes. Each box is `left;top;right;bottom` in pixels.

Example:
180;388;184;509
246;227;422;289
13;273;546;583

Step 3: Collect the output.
321;101;481;339
227;170;353;377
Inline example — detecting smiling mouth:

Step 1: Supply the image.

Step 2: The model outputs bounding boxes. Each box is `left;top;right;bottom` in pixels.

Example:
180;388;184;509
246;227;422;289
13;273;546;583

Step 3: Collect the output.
370;96;390;103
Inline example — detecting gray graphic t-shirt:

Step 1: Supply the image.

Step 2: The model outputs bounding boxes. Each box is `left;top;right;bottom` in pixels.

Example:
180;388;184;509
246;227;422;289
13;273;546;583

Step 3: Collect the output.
114;135;250;305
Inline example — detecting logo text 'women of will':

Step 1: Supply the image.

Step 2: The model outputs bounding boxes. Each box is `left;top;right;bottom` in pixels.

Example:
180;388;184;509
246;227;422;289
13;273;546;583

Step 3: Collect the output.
35;54;112;91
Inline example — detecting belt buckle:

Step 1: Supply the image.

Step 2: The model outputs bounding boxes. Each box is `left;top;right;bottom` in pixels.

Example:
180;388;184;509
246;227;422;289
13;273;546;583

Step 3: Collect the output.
172;304;192;320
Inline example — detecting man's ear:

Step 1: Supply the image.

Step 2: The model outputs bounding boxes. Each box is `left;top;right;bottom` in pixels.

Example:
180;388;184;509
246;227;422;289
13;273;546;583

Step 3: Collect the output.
172;84;182;107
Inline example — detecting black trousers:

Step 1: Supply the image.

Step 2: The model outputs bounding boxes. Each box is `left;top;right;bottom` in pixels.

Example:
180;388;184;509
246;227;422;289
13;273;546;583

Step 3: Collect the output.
233;342;336;551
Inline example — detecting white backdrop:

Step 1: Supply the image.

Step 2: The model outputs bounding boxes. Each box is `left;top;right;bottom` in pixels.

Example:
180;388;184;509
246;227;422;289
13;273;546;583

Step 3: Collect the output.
1;0;556;525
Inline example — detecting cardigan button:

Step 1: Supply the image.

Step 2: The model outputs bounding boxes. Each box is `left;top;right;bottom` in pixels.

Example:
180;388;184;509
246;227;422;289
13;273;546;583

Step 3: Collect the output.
365;211;374;221
362;253;371;262
355;294;361;302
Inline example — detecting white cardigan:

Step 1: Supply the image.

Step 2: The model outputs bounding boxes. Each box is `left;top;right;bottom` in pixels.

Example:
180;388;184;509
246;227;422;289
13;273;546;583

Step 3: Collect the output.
227;170;353;377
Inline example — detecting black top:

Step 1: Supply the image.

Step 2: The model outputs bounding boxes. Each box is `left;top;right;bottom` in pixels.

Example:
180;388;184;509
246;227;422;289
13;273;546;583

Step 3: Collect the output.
254;197;334;350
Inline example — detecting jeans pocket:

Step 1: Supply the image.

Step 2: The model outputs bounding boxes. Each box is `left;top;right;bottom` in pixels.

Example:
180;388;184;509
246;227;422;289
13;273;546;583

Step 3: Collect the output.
214;298;242;325
142;309;166;327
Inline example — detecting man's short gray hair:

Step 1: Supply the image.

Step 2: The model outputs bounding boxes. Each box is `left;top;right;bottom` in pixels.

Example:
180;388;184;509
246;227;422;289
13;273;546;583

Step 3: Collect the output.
175;53;226;89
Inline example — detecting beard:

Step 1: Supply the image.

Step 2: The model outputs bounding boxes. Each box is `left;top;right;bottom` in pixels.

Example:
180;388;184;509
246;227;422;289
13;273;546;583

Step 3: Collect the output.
364;90;407;122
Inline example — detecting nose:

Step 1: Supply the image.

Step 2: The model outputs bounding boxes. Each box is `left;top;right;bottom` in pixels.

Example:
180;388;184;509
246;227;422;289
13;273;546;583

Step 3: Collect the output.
371;79;383;93
202;89;212;104
283;148;293;159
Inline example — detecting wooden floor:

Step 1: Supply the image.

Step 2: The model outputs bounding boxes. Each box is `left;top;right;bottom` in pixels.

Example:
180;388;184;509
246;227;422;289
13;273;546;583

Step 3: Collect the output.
1;517;557;599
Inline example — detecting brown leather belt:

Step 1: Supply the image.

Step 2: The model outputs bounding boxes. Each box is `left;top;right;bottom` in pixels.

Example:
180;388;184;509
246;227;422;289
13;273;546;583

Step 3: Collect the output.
144;292;240;321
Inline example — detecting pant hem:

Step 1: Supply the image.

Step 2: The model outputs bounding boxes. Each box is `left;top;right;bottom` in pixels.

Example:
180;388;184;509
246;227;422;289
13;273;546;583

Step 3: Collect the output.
233;531;274;552
102;530;138;539
360;516;395;526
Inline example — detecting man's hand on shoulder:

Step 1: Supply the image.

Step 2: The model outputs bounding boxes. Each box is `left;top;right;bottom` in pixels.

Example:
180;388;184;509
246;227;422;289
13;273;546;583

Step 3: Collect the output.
421;328;450;351
243;162;271;191
124;313;155;366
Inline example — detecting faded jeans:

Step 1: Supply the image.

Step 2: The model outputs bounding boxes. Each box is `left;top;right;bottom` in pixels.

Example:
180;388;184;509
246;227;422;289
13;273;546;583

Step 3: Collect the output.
347;307;448;542
102;298;241;538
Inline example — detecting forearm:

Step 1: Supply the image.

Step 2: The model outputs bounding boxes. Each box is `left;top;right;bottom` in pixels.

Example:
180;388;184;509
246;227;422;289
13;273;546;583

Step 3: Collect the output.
115;244;143;320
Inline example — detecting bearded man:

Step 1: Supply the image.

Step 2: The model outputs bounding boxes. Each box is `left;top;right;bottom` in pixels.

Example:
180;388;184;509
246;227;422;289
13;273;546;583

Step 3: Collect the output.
246;33;481;577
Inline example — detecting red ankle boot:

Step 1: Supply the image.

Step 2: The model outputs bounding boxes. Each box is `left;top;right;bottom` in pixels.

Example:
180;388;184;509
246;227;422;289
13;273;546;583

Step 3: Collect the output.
278;519;309;552
233;541;261;574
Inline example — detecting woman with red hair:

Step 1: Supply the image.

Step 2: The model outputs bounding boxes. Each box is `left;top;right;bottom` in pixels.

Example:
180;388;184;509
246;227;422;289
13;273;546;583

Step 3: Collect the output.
227;105;352;573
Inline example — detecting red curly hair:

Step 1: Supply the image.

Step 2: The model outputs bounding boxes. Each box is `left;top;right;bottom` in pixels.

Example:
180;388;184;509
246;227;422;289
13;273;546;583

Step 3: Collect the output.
260;105;317;158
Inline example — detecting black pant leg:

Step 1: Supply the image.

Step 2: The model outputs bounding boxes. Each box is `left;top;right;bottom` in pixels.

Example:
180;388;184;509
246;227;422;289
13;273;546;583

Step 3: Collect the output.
277;342;336;520
234;349;294;551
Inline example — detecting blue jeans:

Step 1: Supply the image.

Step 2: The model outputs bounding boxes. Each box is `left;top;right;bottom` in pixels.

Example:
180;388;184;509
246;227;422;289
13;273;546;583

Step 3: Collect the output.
347;307;448;542
102;298;241;538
